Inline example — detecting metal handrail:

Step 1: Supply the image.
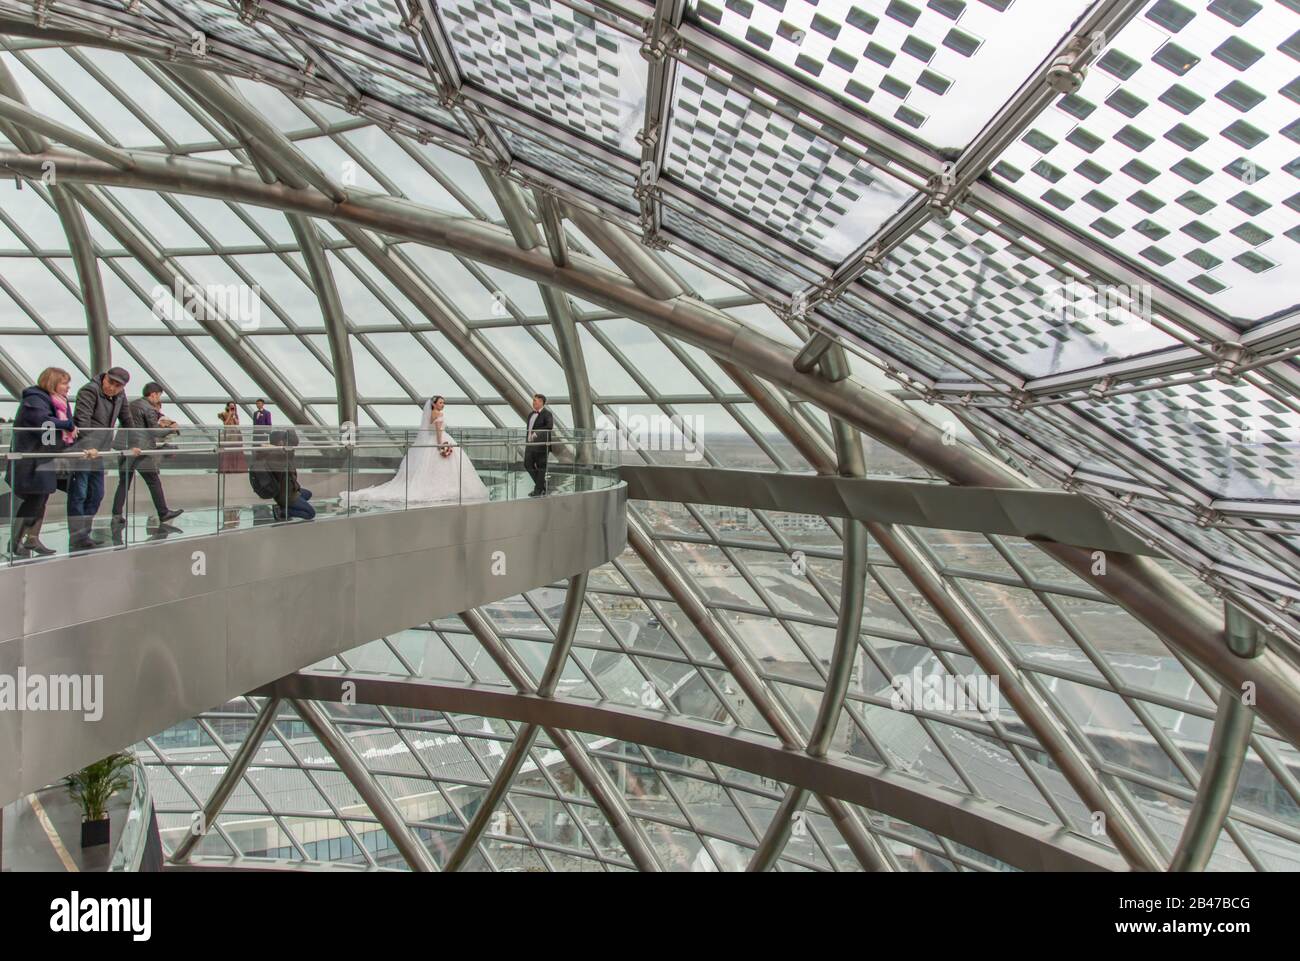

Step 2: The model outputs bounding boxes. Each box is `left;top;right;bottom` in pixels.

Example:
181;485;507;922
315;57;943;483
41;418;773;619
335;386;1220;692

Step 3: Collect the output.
107;752;153;873
2;427;615;461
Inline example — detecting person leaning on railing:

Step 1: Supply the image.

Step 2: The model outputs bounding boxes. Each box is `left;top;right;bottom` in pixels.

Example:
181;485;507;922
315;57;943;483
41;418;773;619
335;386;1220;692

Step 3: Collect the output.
66;366;142;552
6;366;95;558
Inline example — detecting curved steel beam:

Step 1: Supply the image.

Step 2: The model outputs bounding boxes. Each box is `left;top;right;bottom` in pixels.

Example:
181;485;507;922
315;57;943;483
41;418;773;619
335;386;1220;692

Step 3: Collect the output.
458;606;660;871
445;571;591;872
483;168;595;433
870;524;1165;871
49;190;111;373
0;348;27;397
810;351;870;762
264;670;1125;872
0;61;110;373
290;698;437;872
752;345;898;872
164;66;357;424
287;213;358;423
170;696;280;864
714;358;891;869
628;517;803;747
1;146;1293;749
1167;685;1254;872
749;355;880;871
67;184;311;423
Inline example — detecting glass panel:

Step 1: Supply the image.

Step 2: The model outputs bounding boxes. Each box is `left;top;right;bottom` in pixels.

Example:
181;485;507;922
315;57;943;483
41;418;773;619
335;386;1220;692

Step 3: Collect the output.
439;0;648;154
1076;378;1300;500
869;211;1178;378
690;0;1094;148
666;63;916;261
989;1;1300;321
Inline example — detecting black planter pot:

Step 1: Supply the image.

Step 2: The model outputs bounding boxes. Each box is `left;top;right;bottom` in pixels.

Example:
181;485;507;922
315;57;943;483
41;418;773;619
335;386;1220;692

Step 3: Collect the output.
81;817;111;848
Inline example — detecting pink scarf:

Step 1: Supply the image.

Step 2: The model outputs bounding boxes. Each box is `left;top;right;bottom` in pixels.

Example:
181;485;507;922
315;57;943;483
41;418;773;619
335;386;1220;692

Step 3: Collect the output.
51;393;75;444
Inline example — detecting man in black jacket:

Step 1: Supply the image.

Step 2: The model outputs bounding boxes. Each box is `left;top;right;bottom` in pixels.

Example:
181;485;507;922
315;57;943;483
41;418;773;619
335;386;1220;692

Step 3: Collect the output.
524;393;555;497
111;381;183;535
67;367;140;550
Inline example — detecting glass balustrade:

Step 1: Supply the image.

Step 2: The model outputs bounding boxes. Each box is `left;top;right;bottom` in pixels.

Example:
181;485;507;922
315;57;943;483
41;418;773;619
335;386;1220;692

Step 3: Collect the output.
1;426;622;565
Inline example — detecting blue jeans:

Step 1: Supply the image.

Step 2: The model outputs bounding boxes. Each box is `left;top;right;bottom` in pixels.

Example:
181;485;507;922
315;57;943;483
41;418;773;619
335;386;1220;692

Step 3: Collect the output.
287;487;315;521
66;465;105;518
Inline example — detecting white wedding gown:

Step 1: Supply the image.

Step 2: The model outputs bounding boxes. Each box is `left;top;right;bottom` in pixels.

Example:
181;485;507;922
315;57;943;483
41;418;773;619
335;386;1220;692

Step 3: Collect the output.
347;400;489;507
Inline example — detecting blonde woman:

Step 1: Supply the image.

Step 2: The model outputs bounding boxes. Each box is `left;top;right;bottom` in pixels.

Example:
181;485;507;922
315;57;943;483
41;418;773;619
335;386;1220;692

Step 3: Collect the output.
7;367;87;557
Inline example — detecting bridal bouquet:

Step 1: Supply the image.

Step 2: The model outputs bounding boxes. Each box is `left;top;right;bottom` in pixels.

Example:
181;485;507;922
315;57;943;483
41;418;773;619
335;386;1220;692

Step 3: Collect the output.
439;443;454;458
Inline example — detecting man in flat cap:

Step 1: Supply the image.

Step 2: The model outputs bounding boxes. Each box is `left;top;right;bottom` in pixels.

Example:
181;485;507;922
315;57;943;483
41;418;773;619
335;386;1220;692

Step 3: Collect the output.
67;366;140;551
111;380;184;540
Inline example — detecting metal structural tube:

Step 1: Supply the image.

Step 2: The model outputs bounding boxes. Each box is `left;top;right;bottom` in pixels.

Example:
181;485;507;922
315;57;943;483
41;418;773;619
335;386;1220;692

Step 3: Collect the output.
750;346;887;871
486;170;596;435
537;191;569;268
287;213;358;424
166;67;358;424
170;696;281;864
1167;686;1255;872
166;64;346;202
458;605;660;870
49;188;111;373
0;350;27;396
338;226;533;418
0;61;111;373
716;361;836;475
0;91;133;167
745;786;809;873
441;724;541;872
870;525;1165;871
0;146;1291;749
66;184;310;423
290;698;437;872
627;517;802;748
539;571;590;699
793;332;835;375
266;671;1125;872
563;203;684;300
444;571;590;871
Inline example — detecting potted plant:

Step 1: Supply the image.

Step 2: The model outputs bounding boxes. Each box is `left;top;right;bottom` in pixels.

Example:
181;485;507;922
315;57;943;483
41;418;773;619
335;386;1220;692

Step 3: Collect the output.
65;752;133;848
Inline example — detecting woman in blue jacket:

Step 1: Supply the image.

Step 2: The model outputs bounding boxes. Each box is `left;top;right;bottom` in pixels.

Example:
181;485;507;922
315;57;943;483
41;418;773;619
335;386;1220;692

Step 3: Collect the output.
7;367;84;558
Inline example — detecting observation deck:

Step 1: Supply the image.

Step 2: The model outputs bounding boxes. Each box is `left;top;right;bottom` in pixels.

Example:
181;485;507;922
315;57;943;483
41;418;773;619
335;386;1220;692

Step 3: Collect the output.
0;427;625;804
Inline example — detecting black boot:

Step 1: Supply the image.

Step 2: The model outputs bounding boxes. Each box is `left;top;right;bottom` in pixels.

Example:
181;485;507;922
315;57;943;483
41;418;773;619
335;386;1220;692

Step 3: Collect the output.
9;517;34;559
68;516;96;552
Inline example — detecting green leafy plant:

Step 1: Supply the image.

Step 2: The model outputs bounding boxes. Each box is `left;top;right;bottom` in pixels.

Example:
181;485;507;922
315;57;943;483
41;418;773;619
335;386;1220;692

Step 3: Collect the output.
65;752;133;822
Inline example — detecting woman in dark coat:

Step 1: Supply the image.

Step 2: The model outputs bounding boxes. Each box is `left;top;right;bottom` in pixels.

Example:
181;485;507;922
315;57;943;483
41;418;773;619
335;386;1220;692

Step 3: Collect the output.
7;367;86;558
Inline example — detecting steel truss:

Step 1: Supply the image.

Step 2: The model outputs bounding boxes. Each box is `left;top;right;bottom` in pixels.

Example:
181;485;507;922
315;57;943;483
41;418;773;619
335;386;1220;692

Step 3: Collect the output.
2;5;1300;873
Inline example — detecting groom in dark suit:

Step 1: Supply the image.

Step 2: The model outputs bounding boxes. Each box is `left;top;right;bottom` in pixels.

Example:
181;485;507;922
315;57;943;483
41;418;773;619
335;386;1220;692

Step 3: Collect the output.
524;393;554;497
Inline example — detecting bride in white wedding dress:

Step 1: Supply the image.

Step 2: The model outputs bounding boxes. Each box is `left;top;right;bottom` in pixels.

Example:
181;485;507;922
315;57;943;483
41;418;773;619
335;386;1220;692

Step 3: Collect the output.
347;396;489;507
